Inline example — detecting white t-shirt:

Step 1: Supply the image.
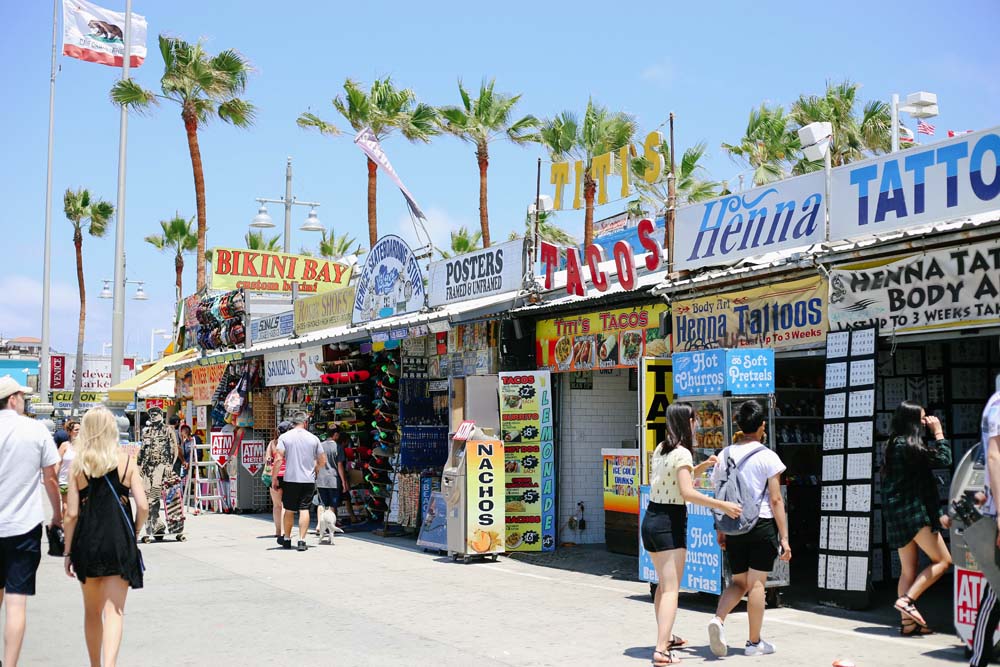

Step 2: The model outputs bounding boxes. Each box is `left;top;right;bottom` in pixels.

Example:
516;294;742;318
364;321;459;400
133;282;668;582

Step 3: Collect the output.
711;441;786;519
981;391;1000;517
0;409;60;537
277;427;324;484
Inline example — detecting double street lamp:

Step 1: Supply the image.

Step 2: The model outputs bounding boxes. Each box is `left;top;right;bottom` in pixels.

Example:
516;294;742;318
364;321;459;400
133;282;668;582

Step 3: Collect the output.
891;91;939;152
249;157;323;254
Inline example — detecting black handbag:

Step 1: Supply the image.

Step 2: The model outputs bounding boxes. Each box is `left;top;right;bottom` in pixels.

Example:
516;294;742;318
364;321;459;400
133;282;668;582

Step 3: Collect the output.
46;524;65;557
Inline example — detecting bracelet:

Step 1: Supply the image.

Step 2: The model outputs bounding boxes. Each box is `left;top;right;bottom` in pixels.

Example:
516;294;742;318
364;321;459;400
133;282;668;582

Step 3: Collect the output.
63;553;71;557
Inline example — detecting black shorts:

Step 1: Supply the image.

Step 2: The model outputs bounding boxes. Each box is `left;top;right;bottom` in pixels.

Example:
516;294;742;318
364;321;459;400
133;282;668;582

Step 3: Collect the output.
317;487;341;508
281;482;315;511
641;502;688;552
0;524;43;595
725;518;779;575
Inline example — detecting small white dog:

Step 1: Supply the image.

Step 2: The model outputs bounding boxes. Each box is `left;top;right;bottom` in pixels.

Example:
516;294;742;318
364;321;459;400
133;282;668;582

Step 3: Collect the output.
318;508;344;544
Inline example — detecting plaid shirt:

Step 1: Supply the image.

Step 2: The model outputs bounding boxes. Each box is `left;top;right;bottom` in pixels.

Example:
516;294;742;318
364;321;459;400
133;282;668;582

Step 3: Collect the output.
881;436;952;549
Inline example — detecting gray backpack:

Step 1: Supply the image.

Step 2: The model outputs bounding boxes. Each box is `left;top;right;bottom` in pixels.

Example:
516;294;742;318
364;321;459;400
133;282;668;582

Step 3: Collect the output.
712;446;768;535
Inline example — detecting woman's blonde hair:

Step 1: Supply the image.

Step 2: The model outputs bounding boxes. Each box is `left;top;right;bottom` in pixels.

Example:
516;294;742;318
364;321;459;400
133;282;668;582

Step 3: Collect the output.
72;406;121;478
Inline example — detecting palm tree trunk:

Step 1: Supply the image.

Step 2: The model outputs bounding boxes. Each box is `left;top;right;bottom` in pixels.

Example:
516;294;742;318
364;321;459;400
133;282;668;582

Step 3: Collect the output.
72;230;86;414
477;143;491;248
174;251;184;334
183;109;208;291
583;172;597;248
366;157;378;248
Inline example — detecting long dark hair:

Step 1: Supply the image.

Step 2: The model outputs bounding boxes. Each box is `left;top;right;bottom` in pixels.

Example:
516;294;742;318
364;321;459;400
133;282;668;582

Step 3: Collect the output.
883;400;927;471
658;402;695;455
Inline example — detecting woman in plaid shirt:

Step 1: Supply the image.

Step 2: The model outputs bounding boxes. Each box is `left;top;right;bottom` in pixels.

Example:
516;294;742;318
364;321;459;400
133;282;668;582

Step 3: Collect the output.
881;400;953;635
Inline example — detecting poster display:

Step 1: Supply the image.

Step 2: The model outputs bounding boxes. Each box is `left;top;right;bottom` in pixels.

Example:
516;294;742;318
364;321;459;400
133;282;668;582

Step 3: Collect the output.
672;276;827;352
240;440;265;475
465;439;505;556
263;346;324;387
191;363;227;405
208;247;352;295
602;449;640;514
640;358;674;485
829;238;1000;335
499;371;555;552
352;235;425;325
536;303;669;373
293;286;355;334
427;240;524;307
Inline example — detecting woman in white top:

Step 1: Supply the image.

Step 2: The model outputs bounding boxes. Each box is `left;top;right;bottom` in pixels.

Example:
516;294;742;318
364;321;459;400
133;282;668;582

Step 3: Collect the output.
58;420;80;515
642;403;741;665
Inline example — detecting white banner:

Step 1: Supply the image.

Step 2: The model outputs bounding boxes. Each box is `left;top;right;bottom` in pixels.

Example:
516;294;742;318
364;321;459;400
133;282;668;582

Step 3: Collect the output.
831;126;1000;242
674;172;825;271
828;238;1000;335
355;127;426;219
263;346;324;386
427;240;524;307
62;0;147;67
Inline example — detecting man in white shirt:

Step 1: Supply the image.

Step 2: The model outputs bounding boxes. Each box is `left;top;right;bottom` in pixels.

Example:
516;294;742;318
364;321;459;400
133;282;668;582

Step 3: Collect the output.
0;377;62;667
708;400;791;658
272;412;326;551
970;390;1000;667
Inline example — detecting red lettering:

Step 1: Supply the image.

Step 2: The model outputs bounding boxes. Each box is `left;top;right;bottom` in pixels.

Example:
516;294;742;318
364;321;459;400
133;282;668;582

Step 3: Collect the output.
613;241;636;290
540;242;559;289
586;245;608;292
303;259;319;281
217;249;233;275
315;262;332;283
332;263;348;283
565;248;585;296
637;218;662;271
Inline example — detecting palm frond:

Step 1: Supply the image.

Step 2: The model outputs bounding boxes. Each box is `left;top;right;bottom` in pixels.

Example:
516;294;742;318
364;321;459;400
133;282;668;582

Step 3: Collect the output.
297;112;341;136
110;79;157;112
217;98;256;127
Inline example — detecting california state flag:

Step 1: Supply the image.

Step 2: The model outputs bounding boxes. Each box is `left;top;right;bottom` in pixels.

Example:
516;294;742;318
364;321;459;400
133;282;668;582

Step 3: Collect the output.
62;0;147;67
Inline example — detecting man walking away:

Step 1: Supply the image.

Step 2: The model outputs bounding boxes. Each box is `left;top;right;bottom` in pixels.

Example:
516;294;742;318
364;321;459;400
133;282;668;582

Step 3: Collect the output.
0;376;63;667
316;426;349;528
970;388;1000;667
708;400;791;657
272;412;325;551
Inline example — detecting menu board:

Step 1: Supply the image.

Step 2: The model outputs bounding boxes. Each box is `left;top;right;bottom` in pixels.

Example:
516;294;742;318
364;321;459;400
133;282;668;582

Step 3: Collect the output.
499;371;555;552
535;303;669;373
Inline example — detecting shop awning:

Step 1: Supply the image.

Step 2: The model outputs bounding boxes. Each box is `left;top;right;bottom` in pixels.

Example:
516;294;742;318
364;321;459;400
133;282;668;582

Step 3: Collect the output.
364;290;525;336
164;349;245;372
107;349;197;402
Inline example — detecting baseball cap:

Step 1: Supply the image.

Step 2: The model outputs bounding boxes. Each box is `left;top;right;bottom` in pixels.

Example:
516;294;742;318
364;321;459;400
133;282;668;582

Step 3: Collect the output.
54;429;70;446
277;420;293;434
0;376;33;400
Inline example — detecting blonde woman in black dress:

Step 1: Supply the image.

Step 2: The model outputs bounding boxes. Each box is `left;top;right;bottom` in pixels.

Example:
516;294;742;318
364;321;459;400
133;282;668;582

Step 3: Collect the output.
63;407;148;667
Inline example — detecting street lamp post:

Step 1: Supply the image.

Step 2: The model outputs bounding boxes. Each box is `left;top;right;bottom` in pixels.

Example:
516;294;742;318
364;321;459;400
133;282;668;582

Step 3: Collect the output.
249;157;323;254
798;122;834;241
100;278;147;375
891;91;939;152
149;328;169;362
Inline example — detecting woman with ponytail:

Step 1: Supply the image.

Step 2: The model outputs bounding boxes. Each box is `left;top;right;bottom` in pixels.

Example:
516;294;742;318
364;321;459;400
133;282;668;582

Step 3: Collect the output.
62;406;148;667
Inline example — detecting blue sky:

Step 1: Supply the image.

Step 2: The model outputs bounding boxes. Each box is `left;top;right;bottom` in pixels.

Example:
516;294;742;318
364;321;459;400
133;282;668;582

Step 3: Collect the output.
4;1;999;358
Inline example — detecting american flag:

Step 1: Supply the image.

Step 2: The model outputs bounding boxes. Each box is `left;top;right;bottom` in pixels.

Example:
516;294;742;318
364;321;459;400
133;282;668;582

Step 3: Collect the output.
917;119;935;136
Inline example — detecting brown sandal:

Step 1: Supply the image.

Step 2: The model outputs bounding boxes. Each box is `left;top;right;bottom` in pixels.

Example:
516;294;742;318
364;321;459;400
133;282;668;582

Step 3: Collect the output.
667;635;687;649
653;649;681;665
894;595;929;629
900;618;933;636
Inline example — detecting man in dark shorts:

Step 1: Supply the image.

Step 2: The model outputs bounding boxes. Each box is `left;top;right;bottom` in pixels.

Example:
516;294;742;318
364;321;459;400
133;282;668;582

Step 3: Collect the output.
708;400;791;657
0;377;63;667
272;412;326;551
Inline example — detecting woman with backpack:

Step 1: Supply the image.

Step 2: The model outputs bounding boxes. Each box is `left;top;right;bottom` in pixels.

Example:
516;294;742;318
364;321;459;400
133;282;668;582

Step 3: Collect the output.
642;402;742;665
881;400;952;635
62;406;148;667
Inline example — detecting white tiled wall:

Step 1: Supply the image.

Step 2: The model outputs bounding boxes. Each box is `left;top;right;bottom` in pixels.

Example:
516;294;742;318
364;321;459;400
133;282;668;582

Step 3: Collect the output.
557;370;639;544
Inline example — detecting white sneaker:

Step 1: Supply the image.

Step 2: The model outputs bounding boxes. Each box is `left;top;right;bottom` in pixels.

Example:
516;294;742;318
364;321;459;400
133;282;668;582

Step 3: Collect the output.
744;639;776;656
708;617;727;657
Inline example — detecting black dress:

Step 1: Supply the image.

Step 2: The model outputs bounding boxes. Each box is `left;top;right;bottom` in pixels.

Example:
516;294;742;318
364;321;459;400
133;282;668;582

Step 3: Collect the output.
71;461;144;589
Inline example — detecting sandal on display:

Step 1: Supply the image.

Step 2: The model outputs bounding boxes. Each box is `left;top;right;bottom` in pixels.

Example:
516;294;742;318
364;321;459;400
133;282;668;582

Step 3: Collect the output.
900;618;934;636
894;595;929;630
652;649;680;665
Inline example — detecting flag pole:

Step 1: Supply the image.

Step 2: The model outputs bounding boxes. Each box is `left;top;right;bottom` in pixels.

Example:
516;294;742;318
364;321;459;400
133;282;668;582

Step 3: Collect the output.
110;0;132;384
39;0;59;404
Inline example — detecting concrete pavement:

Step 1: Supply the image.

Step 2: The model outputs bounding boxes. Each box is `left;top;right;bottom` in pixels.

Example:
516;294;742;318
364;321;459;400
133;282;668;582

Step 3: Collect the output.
9;513;964;666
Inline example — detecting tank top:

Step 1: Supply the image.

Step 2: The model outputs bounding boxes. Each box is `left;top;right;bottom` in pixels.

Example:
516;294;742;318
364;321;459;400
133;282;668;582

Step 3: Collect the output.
58;442;76;485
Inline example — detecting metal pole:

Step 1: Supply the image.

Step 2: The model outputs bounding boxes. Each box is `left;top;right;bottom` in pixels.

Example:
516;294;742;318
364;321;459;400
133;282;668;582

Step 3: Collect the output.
665;112;676;271
40;0;58;403
533;157;541;263
110;0;133;385
891;93;899;153
283;156;293;254
824;145;832;243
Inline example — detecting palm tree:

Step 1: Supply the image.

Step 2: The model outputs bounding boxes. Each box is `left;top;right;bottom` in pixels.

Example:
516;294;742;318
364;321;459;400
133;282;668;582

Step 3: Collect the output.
789;80;891;169
438;79;539;248
245;230;282;251
509;209;578;246
721;103;799;186
537;99;637;247
144;213;196;306
63;188;113;414
297;78;438;247
315;229;363;261
111;35;255;291
436;226;483;259
629;141;721;216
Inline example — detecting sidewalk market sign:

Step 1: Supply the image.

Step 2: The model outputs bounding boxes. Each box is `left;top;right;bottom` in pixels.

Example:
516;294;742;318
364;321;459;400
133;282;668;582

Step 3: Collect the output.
499;371;555;552
672;276;827;351
294;286;355;335
352;235;425;325
831;126;1000;242
249;311;293;344
50;355;136;392
428;239;525;307
263;346;324;386
536;302;669;373
828;238;1000;335
208;247;352;295
674;172;826;272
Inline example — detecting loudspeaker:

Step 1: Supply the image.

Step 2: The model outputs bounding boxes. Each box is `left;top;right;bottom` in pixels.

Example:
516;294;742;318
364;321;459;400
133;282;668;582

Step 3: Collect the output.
500;319;535;371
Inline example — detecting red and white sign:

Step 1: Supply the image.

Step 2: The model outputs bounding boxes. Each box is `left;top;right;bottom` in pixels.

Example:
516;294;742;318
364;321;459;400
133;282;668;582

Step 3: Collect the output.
210;431;234;467
955;568;1000;647
240;440;265;476
453;420;476;442
50;355;136;391
539;218;662;297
